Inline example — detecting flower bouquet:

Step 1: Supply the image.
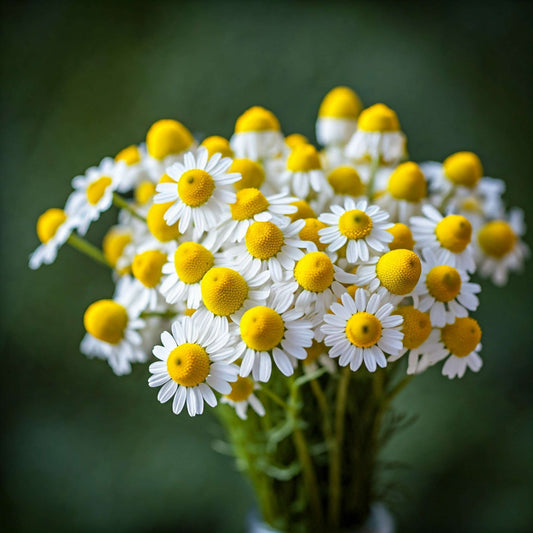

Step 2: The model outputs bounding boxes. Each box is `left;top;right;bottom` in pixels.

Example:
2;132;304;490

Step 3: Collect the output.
30;86;529;532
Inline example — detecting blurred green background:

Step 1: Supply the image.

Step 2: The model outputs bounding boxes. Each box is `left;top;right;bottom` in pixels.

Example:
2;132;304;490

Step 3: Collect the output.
1;1;532;531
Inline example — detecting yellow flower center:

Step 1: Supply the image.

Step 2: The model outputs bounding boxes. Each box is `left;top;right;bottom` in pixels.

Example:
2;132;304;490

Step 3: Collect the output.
84;300;128;345
240;306;285;351
201;267;249;316
304;340;327;365
102;228;131;268
318;86;362;119
376;249;422;295
477;220;516;258
289;200;316;222
441;317;481;357
346;312;382;348
36;208;67;244
285;133;309;149
147;202;181;242
131;250;167;288
357;103;400;133
387;162;427;202
245;221;284;260
299;218;328;251
115;145;141;165
178;169;215;207
166;343;210;387
146;119;194;160
134;180;156;205
184;308;197;317
231;159;265;190
287;144;322;172
435;215;472;253
235;106;280;133
394;306;431;349
86;176;112;205
459;196;482;213
294;252;335;292
174;242;214;284
200;135;234;158
225;376;254;402
387;223;414;250
443;151;483;188
327;166;364;196
230;188;270;220
425;265;462;302
338;209;373;240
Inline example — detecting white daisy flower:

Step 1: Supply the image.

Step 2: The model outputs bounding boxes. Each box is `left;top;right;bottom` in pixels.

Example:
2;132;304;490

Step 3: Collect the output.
29;207;77;270
154;146;239;237
325;165;366;207
148;313;239;416
410;204;476;272
65;157;121;236
318;198;393;263
412;249;481;327
322;288;404;372
221;377;265;420
475;208;530;286
80;276;147;376
302;338;337;375
113;144;152;193
233;297;314;383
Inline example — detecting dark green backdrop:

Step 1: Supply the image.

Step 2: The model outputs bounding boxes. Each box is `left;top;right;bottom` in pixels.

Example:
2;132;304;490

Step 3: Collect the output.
1;1;532;531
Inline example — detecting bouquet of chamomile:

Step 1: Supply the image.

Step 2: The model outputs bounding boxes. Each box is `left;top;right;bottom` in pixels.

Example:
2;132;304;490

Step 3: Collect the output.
30;87;529;532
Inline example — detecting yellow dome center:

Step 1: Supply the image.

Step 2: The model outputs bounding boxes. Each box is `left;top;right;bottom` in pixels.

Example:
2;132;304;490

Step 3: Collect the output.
146;119;194;160
178;169;215;207
245;221;284;260
287;144;322;172
240;306;285;351
132;250;167;288
394;306;431;349
357;103;400;133
201;136;234;159
387;223;414;250
299;218;328;251
304;340;327;365
146;202;181;242
235;106;280;133
426;265;462;302
285;133;309;149
435;215;472;253
102;228;131;268
36;208;67;244
338;209;373;240
167;343;210;387
174;242;214;284
443;151;483;188
201;267;248;316
86;176;112;205
115;145;141;165
84;299;128;345
294;252;335;292
327;166;364;196
387;162;427;202
346;312;383;348
289;200;316;222
230;188;270;220
318;86;362;119
477;220;516;258
134;180;156;205
441;317;481;357
376;249;422;295
225;376;254;402
231;158;265;190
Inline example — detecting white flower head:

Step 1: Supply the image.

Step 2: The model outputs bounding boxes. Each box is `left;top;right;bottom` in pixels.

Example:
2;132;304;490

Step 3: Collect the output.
220;377;265;420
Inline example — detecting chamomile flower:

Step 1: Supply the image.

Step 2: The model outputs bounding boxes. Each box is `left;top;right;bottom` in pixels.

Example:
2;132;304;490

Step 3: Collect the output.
230;158;266;190
148;313;239;416
475;208;530;286
200;135;234;159
114;144;150;193
226;219;309;282
318;198;393;263
387;223;415;251
410;204;476;272
326;166;366;206
80;276;146;375
29;208;77;269
65;157;121;235
345;104;406;164
221;377;265;420
322;289;404;372
233;298;314;382
102;225;134;275
130;249;171;310
413;249;480;327
154;146;239;237
302;339;337;374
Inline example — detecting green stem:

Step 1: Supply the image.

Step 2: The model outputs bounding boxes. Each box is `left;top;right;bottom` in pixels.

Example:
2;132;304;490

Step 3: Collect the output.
67;234;111;268
310;378;334;448
366;155;380;201
258;386;288;410
113;192;147;222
